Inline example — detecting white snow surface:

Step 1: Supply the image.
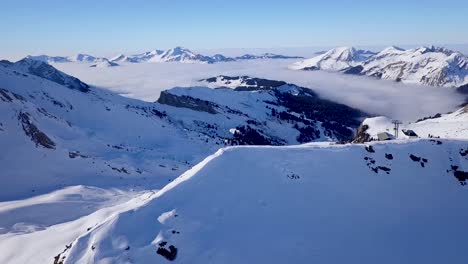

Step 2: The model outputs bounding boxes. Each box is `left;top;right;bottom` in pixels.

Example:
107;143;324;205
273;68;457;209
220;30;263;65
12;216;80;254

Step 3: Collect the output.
363;106;468;140
63;140;468;264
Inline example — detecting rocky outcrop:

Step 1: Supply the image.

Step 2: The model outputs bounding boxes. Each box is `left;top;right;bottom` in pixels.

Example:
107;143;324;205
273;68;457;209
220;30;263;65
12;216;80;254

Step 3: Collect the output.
352;124;371;143
12;58;90;92
18;111;55;149
157;91;218;114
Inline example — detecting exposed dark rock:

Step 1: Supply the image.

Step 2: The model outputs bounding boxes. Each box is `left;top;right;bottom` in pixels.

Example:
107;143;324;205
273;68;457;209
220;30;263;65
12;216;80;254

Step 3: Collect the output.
69;151;88;159
287;173;300;180
231;125;284;146
449;165;468;185
109;166;129;174
202;75;287;91
352;124;371;143
18;112;55;149
457;83;468;95
158;91;217;114
157;242;178;261
365;145;375;153
378;166;391;173
385;153;393;160
416;113;442;123
302;66;319;71
295;124;321;143
409;154;421;162
409;154;428;167
0;88;25;103
125;104;167;119
460;148;468;157
342;65;364;75
53;243;72;264
0;88;13;102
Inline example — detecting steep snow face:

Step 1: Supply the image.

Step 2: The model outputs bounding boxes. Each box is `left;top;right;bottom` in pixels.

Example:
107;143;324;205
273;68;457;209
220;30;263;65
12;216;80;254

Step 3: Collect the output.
361;46;468;87
63;140;468;264
8;58;89;92
361;106;468;140
290;47;375;71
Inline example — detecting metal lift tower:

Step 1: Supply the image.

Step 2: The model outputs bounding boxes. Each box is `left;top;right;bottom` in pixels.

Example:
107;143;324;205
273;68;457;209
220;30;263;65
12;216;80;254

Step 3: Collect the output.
392;120;402;138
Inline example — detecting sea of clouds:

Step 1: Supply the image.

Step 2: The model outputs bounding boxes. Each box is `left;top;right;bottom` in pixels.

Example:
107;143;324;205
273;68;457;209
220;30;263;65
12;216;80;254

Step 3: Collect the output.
55;59;464;122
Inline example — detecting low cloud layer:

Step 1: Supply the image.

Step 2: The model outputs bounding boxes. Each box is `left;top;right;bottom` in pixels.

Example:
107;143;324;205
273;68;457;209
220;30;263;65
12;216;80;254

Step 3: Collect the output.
55;60;464;122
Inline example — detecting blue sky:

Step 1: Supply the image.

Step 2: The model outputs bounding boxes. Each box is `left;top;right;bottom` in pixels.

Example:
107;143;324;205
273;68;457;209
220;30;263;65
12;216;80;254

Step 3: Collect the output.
2;0;468;58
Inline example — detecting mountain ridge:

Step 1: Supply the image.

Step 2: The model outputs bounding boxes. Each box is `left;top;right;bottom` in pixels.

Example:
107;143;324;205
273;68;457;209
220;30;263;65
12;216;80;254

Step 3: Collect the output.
292;45;468;87
25;47;304;65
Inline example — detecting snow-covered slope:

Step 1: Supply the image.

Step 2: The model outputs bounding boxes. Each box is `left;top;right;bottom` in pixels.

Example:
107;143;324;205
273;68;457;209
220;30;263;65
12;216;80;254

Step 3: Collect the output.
290;47;375;71
0;62;366;200
8;58;90;92
292;46;468;87
357;106;468;141
0;61;373;263
62;140;468;264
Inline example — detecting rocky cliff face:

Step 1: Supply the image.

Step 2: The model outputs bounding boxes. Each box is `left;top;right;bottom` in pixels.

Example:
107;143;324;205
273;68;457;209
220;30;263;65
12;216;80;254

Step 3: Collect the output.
157;91;218;114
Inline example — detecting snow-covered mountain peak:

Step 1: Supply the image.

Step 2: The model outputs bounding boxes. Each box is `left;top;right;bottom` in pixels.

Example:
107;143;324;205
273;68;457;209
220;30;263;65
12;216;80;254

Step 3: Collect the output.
69;53;98;63
151;47;213;63
292;45;468;87
361;46;468;87
10;58;90;92
89;58;119;68
289;46;374;71
377;46;405;55
415;46;456;56
109;54;126;62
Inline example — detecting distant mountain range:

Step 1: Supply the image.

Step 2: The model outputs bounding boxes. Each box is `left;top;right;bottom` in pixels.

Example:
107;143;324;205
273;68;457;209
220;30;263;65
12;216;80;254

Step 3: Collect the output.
290;46;468;88
25;47;304;66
